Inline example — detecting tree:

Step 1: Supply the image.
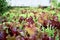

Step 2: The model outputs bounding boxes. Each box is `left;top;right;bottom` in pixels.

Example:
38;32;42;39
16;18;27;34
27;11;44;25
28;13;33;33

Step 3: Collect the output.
0;0;7;14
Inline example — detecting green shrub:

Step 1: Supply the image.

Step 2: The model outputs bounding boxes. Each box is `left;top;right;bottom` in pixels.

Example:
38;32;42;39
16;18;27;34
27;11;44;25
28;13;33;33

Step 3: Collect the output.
58;3;60;7
0;0;7;14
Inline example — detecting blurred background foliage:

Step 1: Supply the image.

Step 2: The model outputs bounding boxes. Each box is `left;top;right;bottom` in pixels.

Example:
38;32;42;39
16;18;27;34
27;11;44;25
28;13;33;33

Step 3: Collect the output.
51;0;60;8
0;0;60;22
0;0;12;15
0;0;60;15
0;0;7;15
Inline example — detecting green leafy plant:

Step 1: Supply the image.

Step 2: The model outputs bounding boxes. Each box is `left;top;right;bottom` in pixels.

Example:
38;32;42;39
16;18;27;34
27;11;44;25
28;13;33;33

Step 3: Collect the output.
51;0;58;8
57;3;60;7
0;0;8;15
